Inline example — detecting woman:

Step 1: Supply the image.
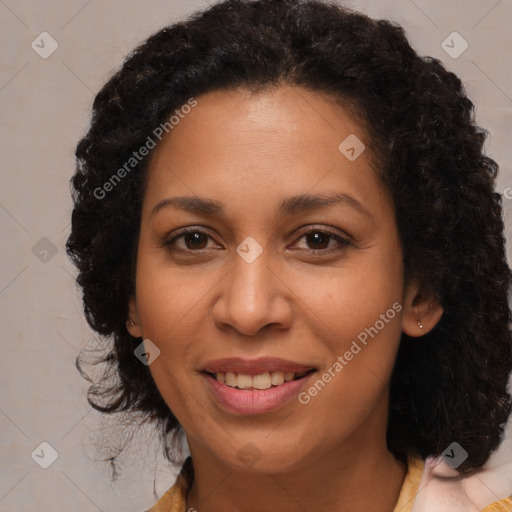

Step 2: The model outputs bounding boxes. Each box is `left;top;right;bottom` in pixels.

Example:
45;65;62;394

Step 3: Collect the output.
66;0;512;510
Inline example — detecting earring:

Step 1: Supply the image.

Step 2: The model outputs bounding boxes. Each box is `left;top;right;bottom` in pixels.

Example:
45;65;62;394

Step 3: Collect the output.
127;319;135;326
418;320;423;329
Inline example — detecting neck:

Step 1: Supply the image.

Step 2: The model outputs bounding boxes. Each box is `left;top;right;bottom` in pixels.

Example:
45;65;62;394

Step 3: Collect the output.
185;428;406;512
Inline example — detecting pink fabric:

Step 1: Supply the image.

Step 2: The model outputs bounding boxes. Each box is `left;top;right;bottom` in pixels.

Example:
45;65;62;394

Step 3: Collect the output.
411;437;512;511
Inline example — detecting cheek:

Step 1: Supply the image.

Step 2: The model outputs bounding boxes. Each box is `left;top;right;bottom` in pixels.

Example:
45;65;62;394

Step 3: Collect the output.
133;263;199;401
292;252;404;414
133;257;209;420
134;246;215;341
296;251;403;343
298;260;403;419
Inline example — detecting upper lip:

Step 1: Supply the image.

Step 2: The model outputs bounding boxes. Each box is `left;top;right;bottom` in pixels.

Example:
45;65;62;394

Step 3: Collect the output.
202;357;316;375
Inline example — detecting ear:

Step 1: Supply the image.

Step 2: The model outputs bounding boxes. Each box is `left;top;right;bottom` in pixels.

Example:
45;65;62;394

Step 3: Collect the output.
402;279;444;337
126;295;142;338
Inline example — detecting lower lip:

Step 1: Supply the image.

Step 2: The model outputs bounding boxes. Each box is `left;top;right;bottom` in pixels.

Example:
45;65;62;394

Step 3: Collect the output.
202;371;316;415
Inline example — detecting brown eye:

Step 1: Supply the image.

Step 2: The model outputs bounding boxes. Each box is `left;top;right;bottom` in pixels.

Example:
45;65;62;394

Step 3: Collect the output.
291;227;352;255
304;231;331;250
163;229;219;252
182;232;209;250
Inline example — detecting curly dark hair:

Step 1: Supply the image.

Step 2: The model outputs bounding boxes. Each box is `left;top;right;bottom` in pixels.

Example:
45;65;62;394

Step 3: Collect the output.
66;0;512;475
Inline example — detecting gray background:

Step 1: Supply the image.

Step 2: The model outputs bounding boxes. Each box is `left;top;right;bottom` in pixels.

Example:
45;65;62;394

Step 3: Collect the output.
1;0;511;510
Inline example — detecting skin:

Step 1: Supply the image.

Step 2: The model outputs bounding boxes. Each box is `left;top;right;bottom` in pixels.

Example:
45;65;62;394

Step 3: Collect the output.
128;85;443;512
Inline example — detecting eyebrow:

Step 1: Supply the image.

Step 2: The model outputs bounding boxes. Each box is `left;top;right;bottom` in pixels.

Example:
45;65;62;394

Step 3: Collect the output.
150;192;372;219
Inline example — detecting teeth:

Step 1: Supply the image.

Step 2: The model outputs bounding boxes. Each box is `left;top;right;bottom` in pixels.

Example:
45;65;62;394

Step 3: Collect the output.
225;372;237;387
214;370;309;389
270;371;284;386
252;372;271;390
237;373;253;389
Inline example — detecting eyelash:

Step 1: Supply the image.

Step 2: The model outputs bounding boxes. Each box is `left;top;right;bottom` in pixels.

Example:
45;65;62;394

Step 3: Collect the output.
162;226;352;256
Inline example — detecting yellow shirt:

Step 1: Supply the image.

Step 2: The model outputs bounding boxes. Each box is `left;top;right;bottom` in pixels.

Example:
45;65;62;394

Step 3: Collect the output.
146;455;512;512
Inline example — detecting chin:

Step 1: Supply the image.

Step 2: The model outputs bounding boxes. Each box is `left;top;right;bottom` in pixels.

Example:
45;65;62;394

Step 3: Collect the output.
221;443;310;474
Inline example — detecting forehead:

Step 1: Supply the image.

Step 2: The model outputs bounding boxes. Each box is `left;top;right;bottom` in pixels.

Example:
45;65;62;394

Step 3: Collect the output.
151;86;369;160
143;85;390;220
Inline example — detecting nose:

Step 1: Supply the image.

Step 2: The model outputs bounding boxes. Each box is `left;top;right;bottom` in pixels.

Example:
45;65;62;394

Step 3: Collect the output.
211;250;293;337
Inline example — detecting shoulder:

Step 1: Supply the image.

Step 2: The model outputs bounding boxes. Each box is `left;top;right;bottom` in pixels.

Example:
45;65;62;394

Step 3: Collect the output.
407;454;512;512
481;497;512;512
393;454;512;512
146;455;511;512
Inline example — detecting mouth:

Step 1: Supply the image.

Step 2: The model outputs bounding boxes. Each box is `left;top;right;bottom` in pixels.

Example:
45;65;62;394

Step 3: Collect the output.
202;369;316;391
201;368;317;415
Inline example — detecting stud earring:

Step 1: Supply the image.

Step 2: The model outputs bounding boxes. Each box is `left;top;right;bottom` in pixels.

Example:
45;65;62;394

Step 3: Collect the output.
127;319;135;326
418;320;423;329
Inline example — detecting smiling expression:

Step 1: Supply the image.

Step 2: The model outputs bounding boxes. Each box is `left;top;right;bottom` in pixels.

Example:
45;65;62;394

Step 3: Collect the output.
127;85;420;472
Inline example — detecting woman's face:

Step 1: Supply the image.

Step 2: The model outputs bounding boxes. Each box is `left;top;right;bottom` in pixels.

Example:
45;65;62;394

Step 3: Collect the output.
129;85;419;472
